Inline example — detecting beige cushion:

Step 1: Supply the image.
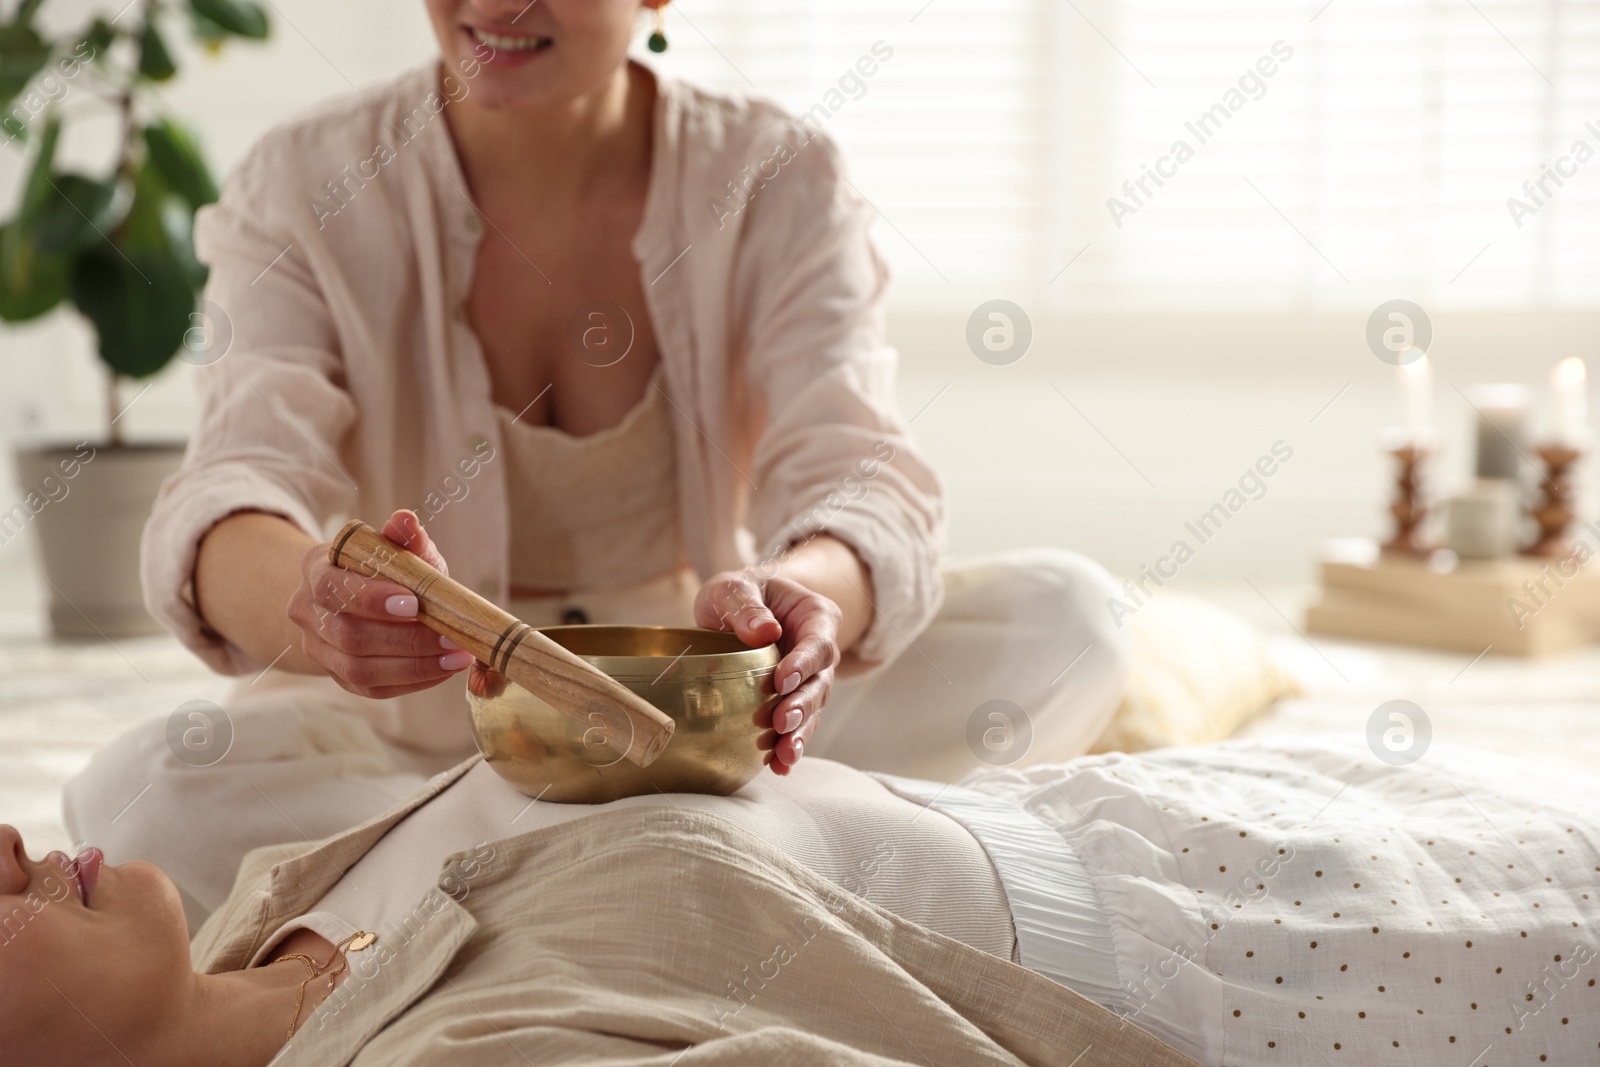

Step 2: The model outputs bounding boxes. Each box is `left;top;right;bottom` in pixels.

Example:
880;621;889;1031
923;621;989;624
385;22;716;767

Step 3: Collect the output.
1090;594;1299;753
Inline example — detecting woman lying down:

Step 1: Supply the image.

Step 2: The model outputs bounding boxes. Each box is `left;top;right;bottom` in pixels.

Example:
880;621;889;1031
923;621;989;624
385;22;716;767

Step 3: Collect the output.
4;737;1596;1067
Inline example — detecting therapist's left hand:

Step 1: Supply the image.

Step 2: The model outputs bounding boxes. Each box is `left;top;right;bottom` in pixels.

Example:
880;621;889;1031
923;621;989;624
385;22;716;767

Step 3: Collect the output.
695;570;841;776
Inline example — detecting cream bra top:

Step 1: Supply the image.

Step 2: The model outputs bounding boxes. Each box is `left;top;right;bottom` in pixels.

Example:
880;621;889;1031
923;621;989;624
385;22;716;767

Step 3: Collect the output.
496;366;683;594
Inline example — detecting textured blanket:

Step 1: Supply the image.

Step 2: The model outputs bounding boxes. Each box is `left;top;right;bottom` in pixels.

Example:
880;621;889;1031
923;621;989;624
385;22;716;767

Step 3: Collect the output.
965;738;1600;1066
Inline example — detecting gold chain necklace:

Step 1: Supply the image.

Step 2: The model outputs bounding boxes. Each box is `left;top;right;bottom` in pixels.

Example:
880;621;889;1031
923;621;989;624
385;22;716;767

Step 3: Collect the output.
274;930;378;1039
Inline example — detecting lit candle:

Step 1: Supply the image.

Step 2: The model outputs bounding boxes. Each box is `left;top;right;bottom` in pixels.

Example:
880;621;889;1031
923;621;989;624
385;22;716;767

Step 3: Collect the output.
1552;357;1587;442
1398;354;1432;438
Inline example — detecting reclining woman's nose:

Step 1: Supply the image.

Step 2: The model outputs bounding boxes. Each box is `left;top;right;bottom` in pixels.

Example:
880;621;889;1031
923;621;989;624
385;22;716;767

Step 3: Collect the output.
0;824;27;894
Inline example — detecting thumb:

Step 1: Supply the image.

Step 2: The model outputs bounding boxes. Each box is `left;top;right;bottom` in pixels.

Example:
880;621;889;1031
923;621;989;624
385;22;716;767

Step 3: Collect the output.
696;573;781;646
383;509;450;576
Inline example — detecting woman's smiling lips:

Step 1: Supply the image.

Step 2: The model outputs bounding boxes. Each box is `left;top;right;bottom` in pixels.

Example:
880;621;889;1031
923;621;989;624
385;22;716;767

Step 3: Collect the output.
462;24;553;66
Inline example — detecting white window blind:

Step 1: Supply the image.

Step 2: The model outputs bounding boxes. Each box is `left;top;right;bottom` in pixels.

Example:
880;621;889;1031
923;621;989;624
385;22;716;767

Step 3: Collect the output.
648;0;1600;313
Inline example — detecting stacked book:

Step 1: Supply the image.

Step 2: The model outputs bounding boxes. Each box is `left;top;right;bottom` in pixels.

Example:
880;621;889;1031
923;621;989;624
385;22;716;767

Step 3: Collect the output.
1306;536;1600;656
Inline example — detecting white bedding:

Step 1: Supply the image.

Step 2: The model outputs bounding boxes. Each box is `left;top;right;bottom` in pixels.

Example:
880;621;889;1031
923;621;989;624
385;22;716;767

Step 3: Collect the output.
963;738;1600;1067
4;581;1598;1066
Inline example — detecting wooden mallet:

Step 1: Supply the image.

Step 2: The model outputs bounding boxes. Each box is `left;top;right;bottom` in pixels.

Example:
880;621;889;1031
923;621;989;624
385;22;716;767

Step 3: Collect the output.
328;520;674;767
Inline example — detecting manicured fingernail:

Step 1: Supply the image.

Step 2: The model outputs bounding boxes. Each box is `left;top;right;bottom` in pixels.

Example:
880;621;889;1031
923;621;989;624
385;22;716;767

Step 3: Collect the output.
780;708;801;733
787;738;804;764
779;672;801;695
386;595;418;617
440;651;473;671
439;635;461;650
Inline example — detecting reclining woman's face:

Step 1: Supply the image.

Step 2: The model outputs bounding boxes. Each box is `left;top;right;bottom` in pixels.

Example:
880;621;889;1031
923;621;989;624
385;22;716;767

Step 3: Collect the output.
0;825;191;1064
424;0;660;110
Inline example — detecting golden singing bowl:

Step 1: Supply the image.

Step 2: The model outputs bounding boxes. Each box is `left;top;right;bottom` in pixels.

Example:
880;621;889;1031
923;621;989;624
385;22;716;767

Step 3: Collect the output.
467;625;780;803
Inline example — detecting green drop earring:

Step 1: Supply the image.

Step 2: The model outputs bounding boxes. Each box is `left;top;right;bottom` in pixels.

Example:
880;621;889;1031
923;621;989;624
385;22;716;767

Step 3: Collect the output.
648;7;668;52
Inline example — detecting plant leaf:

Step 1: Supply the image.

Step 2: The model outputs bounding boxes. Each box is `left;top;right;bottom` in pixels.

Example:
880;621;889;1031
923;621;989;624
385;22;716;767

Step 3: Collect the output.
188;0;269;40
187;9;228;51
13;0;46;25
143;119;218;209
0;23;51;110
0;222;69;322
139;19;178;81
66;157;207;377
81;18;116;61
18;116;61;219
120;158;174;254
161;197;208;290
125;153;209;289
69;241;197;378
27;173;119;255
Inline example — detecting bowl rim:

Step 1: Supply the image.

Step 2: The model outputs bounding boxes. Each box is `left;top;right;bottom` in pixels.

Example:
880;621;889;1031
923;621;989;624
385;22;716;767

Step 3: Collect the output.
529;624;779;679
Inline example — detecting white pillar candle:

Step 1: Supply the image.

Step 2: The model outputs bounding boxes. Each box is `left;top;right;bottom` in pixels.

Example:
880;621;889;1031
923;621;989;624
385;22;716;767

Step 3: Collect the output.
1398;355;1432;437
1552;356;1587;442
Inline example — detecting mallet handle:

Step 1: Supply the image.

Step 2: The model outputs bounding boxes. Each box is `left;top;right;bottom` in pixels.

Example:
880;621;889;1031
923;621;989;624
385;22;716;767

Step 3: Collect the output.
328;520;674;767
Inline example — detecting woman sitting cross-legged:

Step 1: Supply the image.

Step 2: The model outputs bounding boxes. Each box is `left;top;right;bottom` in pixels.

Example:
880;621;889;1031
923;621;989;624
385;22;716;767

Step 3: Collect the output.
68;0;1134;924
7;734;1597;1067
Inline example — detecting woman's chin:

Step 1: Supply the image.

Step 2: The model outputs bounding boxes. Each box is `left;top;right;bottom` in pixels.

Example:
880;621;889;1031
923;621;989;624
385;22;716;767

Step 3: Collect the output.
105;859;189;929
447;39;626;114
463;72;581;113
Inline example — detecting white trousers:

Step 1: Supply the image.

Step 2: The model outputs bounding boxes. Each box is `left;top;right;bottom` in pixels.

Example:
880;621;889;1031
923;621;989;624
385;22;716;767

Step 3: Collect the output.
62;548;1128;925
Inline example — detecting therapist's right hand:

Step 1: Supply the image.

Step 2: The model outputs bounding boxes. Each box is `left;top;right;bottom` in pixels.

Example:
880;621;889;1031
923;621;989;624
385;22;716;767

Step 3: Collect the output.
286;509;475;700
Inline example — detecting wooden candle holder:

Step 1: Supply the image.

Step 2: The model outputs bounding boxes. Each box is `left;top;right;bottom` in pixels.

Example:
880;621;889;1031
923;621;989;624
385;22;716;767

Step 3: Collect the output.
328;520;674;767
1523;445;1583;559
1381;440;1435;557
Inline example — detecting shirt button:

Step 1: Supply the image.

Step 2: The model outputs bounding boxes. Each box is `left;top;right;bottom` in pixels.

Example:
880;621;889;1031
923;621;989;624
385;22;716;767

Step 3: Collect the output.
452;304;467;324
464;212;483;237
467;432;489;452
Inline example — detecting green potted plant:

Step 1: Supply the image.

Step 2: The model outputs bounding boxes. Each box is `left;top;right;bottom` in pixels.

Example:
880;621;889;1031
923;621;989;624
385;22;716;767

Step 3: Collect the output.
0;0;267;637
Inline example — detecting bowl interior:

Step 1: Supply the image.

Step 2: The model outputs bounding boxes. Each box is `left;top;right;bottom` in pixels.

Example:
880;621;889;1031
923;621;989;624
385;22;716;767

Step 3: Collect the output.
532;625;777;679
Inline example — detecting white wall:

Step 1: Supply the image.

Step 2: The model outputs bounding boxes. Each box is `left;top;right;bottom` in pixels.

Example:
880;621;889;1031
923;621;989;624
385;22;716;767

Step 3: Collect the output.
890;310;1598;585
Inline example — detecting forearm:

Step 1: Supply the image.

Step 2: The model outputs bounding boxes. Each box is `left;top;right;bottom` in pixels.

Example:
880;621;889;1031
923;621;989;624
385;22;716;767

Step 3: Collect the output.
768;533;874;655
194;511;322;673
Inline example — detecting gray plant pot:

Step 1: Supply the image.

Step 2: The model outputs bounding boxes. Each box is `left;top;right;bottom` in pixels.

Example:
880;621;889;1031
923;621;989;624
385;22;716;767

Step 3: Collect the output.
9;442;186;638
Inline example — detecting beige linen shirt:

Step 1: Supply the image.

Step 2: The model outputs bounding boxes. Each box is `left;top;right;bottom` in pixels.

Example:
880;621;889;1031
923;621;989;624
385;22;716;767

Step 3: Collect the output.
143;61;945;752
191;758;1200;1067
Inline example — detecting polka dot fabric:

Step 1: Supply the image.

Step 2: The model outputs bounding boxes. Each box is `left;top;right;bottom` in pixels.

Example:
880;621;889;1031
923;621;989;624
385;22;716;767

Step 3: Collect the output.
963;738;1600;1066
